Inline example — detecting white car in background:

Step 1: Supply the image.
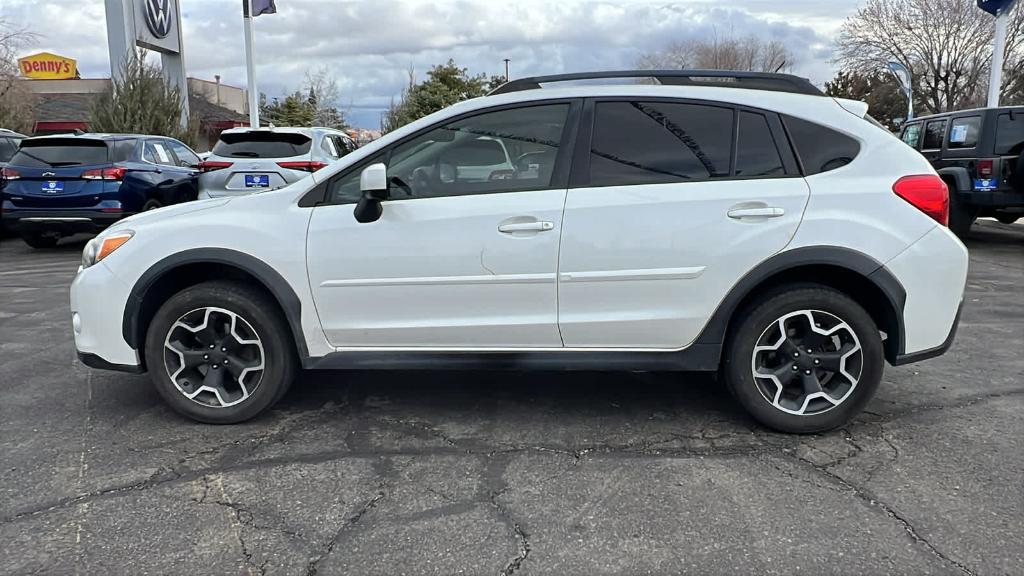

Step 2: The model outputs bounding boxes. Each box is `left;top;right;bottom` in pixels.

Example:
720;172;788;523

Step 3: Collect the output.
71;70;967;433
198;126;355;198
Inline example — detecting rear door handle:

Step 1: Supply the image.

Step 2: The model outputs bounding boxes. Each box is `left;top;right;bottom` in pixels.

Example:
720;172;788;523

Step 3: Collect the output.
727;207;785;219
498;221;554;233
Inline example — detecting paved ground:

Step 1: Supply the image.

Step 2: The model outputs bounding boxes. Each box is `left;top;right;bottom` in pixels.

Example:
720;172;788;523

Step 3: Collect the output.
1;220;1021;576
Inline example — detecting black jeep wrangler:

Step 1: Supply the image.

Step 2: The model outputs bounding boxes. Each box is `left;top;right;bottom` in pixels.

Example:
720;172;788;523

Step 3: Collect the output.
900;107;1024;236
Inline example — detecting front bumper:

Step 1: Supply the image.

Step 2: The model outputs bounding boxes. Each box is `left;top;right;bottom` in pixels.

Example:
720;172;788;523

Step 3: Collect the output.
71;261;143;371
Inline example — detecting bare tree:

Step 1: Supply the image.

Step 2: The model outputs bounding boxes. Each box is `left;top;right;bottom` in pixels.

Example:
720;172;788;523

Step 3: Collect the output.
637;33;793;72
0;18;38;134
836;0;1024;114
303;67;348;130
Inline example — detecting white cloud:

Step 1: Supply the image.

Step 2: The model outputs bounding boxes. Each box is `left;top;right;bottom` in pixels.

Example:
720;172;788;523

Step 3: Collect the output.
4;0;856;127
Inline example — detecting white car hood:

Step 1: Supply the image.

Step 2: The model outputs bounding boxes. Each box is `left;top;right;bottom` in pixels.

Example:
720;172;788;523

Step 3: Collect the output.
106;198;232;233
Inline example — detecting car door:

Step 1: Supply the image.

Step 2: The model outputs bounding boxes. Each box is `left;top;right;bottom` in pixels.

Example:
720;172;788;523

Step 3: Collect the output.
166;139;201;201
557;100;810;349
144;139;191;204
307;101;579;348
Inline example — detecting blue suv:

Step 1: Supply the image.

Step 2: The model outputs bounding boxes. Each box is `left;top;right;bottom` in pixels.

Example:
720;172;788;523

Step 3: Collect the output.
1;133;201;248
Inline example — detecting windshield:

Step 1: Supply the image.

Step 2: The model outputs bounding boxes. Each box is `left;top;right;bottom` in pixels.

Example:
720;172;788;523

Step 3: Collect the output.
213;131;312;158
9;139;109;167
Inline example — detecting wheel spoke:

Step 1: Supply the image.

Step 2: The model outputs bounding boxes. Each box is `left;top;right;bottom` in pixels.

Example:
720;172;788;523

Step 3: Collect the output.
167;340;207;369
816;343;855;372
756;362;797;386
801;372;823;396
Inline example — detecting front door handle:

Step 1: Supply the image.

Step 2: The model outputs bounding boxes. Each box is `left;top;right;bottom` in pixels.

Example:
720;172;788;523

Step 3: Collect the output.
498;221;554;233
727;207;785;219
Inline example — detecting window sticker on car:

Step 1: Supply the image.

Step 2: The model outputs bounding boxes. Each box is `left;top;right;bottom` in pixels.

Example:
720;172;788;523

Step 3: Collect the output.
950;124;969;143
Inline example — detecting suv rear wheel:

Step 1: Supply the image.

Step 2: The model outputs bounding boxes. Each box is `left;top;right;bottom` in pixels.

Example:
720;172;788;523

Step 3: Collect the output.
721;285;884;433
948;190;977;237
144;281;296;423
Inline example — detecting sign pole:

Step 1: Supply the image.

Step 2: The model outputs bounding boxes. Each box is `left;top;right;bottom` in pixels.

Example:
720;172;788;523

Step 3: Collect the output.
988;6;1009;108
243;0;260;127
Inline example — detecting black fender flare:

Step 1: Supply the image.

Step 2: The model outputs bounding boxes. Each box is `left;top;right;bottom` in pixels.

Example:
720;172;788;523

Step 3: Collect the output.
122;248;309;360
691;245;907;360
936;166;971;194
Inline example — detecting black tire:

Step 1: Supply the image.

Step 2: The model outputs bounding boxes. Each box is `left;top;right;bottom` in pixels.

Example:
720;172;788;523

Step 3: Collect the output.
144;281;297;424
721;285;884;434
995;214;1019;225
947;190;977;238
21;233;59;249
142;199;163;211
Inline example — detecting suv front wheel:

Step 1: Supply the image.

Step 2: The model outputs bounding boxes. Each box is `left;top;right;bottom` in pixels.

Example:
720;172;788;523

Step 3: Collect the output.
722;285;884;433
144;281;297;423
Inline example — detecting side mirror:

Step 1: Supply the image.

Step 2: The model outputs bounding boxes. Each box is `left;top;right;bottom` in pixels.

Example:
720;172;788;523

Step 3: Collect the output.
354;162;388;223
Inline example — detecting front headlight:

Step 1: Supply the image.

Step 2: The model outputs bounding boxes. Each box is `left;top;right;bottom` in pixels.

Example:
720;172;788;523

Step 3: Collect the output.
82;230;134;269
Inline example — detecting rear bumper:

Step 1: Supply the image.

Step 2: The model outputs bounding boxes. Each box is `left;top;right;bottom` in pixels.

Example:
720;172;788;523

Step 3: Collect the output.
957;189;1024;207
892;300;962;366
2;210;128;234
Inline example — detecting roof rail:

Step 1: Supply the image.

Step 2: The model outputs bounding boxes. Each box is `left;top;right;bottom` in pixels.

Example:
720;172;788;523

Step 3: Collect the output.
488;70;825;97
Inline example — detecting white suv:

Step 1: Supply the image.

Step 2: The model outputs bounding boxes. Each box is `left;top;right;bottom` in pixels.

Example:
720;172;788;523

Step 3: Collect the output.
70;71;968;433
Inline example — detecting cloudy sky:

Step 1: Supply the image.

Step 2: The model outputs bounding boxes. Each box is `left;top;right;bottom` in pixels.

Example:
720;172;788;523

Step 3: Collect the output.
3;0;860;128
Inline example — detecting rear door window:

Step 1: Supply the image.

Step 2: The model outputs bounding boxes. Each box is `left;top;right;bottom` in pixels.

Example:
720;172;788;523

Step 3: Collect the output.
784;116;861;175
145;141;176;166
922;119;947;150
589;101;733;186
995;112;1024;154
947;117;980;149
901;123;922;148
735;111;785;178
9;139;109;167
213;131;312;158
0;137;21;162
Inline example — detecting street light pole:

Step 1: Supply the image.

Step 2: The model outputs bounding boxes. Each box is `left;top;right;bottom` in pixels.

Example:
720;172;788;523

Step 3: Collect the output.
988;6;1009;108
504;58;510;82
243;0;260;127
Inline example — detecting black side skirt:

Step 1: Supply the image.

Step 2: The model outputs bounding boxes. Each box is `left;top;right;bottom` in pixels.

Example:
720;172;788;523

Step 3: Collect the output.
304;344;721;372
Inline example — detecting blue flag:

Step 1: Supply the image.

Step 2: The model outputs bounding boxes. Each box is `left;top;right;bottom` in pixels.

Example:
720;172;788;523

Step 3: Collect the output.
246;0;276;17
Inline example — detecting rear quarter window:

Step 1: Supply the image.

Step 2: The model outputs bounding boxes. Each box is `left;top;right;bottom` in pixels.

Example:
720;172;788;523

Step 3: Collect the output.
9;139;109;167
947;117;980;149
784;116;861;175
995;112;1024;154
213;132;313;158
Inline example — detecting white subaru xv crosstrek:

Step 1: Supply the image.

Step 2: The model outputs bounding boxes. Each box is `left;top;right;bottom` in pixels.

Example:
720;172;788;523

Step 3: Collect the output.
70;71;968;433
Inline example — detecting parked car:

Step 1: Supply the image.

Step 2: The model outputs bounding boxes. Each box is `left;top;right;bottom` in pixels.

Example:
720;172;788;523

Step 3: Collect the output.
0;128;28;236
198;127;356;198
900;107;1024;235
1;133;201;248
70;70;967;433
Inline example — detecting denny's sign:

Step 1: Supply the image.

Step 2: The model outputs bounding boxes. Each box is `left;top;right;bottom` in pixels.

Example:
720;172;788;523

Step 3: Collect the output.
18;52;78;80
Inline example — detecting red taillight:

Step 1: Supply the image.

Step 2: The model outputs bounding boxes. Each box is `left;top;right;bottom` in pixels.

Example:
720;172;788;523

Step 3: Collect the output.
82;167;125;180
199;161;233;173
277;160;327;172
893;175;949;226
1;167;20;180
977;159;994;177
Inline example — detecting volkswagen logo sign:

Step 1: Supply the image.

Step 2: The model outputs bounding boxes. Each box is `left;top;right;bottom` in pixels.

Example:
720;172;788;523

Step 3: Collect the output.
144;0;173;39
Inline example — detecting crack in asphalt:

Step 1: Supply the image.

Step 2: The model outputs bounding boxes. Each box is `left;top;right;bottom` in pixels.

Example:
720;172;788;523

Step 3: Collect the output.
784;450;976;576
304;486;388;576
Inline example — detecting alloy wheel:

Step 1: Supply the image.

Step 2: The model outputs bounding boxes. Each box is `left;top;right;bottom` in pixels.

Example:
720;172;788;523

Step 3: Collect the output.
750;309;863;416
163;307;265;408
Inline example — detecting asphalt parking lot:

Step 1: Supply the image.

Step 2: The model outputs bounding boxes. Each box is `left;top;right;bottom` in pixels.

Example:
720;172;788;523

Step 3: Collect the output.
1;221;1021;576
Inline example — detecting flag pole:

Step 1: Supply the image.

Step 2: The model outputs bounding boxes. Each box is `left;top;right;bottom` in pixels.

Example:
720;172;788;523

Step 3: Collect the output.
243;0;260;127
